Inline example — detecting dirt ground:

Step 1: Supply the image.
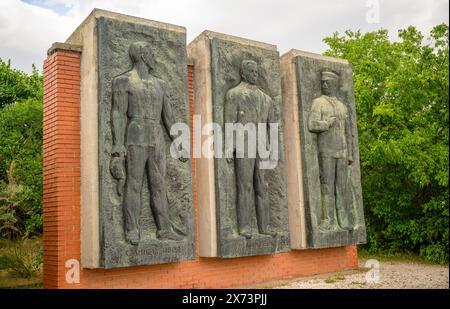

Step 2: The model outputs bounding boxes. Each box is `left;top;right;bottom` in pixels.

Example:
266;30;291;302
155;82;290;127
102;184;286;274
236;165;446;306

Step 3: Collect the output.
271;259;449;289
239;258;449;289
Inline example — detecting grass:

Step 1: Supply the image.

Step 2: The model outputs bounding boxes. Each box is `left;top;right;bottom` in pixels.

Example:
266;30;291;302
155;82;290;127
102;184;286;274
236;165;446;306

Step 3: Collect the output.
358;248;442;265
350;281;366;286
0;237;43;289
324;274;346;284
0;269;43;289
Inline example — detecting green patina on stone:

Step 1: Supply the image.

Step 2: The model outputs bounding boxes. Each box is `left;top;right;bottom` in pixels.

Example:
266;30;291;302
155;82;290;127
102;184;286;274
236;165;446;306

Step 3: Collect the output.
210;37;291;257
294;55;366;248
97;16;194;268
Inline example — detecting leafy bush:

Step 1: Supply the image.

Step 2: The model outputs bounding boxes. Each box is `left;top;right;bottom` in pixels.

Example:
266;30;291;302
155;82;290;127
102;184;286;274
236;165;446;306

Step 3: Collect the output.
0;238;43;278
0;59;42;109
0;99;43;237
324;24;449;263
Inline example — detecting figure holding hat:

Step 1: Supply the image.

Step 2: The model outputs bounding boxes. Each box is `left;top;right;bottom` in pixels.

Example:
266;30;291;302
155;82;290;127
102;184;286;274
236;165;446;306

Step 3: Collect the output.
308;70;354;231
110;41;187;245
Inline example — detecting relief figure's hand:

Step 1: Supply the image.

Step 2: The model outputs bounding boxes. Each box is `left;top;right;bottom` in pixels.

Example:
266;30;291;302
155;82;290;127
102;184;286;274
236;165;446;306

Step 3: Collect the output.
110;155;126;196
327;117;336;128
178;144;189;163
111;145;127;157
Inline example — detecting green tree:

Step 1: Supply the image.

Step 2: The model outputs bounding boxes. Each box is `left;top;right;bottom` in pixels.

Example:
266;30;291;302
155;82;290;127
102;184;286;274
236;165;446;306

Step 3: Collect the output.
0;59;43;109
0;58;43;237
323;24;449;263
0;98;43;237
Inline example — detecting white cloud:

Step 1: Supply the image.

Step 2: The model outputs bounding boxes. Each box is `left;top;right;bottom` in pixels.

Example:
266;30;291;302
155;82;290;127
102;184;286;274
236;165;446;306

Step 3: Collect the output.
0;0;448;73
0;0;78;72
42;0;74;6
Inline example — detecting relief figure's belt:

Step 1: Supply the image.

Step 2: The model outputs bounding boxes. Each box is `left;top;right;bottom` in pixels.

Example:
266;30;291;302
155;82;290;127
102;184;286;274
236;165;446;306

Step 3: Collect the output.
129;116;158;122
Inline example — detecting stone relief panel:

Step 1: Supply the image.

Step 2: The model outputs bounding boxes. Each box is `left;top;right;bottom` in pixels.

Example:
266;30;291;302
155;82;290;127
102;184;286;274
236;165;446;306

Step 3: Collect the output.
210;37;290;257
97;16;194;268
295;54;366;248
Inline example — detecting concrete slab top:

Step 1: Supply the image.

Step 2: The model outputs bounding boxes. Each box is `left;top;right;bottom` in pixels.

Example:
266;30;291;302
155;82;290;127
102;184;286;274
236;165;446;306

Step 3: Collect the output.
67;8;186;44
47;42;83;56
189;30;277;51
282;49;349;64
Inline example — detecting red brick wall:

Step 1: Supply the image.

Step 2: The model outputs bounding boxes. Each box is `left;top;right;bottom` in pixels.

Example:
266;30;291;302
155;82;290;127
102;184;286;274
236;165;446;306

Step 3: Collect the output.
43;49;81;288
43;48;358;289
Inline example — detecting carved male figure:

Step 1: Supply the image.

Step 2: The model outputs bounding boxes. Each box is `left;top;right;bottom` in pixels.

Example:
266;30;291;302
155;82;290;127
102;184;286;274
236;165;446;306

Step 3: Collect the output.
308;70;354;231
110;41;185;245
225;59;277;239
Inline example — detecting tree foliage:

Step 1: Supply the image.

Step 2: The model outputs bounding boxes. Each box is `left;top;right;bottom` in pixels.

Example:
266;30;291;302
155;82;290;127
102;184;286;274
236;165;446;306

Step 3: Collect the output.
0;59;43;109
0;99;43;237
324;24;449;263
0;58;43;238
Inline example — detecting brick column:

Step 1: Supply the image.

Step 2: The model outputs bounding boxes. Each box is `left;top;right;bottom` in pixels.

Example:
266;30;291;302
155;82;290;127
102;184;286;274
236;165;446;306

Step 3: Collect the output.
43;43;82;289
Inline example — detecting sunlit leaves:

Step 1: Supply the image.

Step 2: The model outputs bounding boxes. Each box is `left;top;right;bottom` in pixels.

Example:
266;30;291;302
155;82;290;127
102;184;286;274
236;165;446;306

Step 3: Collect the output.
324;24;449;263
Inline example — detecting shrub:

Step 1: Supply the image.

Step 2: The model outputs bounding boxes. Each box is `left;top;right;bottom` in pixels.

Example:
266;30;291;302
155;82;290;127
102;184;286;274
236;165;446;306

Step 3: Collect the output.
0;99;43;237
0;58;42;109
0;238;43;278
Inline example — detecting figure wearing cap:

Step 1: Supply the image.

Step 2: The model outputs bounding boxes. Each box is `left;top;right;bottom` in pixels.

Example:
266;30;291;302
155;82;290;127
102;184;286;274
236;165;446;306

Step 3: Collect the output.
308;70;354;231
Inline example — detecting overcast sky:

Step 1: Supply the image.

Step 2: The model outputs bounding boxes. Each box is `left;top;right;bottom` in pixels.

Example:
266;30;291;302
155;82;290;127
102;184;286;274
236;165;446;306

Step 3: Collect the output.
0;0;448;73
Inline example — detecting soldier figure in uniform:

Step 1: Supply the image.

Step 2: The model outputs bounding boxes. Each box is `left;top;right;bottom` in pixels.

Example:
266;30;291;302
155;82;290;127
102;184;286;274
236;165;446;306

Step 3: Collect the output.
110;41;186;245
225;59;277;239
308;70;354;231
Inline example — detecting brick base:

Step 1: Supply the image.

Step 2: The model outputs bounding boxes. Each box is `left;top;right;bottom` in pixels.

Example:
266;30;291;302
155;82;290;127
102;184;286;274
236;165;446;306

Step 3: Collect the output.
43;48;358;289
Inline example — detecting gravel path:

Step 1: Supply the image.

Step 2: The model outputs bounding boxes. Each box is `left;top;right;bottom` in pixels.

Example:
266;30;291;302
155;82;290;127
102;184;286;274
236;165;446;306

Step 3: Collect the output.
275;259;449;289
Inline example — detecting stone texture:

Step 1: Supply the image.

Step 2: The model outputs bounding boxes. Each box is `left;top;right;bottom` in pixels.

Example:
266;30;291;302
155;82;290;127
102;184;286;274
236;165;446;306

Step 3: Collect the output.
187;33;217;257
67;9;194;268
188;31;290;258
66;11;99;268
97;16;194;268
281;50;366;249
47;42;82;55
280;52;306;249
